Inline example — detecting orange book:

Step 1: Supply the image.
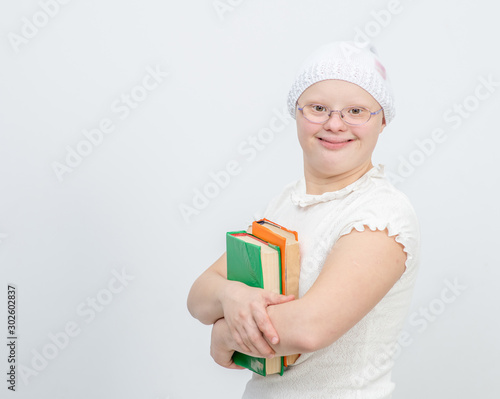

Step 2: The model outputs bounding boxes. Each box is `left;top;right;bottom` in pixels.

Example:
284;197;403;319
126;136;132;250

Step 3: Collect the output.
249;218;301;367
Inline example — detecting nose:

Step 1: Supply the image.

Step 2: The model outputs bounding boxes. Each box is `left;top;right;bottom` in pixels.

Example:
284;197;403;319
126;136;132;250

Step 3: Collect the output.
323;110;347;131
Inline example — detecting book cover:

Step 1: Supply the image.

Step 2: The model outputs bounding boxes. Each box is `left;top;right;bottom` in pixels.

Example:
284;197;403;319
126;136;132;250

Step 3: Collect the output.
226;231;284;376
250;219;301;367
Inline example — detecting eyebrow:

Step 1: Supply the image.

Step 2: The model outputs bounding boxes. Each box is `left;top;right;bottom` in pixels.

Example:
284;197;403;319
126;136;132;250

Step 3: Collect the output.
301;99;375;108
299;93;374;107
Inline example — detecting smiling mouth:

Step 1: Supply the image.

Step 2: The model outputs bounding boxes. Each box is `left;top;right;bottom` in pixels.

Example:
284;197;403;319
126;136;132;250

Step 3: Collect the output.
318;138;355;143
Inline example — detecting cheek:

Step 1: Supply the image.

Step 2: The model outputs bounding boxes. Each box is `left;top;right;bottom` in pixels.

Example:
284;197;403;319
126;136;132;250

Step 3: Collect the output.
297;120;319;142
352;127;380;145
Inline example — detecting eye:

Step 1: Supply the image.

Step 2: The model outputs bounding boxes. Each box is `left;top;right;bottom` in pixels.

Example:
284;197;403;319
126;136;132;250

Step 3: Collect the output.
310;104;328;113
346;107;367;116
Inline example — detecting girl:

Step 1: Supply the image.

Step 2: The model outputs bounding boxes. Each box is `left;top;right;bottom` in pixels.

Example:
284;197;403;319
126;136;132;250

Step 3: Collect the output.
187;41;420;399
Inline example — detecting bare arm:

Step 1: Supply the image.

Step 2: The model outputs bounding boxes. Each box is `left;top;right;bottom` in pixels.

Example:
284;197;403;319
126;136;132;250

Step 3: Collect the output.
268;228;407;354
187;252;295;356
210;228;407;365
187;253;228;325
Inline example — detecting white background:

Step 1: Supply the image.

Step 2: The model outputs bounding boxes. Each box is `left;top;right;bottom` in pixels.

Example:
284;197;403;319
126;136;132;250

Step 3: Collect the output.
1;0;499;398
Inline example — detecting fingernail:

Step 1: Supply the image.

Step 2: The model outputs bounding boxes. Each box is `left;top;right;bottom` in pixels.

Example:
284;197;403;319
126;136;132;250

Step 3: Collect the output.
271;337;278;345
268;353;275;359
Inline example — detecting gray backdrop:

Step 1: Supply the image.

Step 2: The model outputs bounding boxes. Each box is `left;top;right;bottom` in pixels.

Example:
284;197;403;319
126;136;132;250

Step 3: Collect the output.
1;0;498;398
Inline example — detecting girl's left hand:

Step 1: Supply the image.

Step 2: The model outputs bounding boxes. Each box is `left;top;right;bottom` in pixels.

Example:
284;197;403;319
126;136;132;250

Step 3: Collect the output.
210;318;245;370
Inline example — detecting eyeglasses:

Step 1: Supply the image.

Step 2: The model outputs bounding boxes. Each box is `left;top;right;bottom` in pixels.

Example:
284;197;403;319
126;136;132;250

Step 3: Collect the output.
297;104;383;126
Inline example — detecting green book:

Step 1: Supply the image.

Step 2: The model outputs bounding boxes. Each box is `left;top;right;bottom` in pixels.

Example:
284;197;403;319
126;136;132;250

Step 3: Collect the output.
226;231;284;376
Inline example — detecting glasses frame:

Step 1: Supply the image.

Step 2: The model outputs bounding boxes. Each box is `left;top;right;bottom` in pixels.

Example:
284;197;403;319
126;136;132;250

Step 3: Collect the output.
297;103;383;126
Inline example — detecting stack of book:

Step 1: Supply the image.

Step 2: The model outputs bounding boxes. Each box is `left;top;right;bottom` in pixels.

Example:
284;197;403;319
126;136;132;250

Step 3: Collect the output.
226;218;301;376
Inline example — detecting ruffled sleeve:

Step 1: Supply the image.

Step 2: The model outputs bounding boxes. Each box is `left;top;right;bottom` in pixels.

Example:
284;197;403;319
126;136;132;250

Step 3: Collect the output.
337;183;420;279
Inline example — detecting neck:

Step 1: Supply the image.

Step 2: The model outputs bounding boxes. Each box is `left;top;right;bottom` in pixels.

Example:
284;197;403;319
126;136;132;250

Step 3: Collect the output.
304;161;374;195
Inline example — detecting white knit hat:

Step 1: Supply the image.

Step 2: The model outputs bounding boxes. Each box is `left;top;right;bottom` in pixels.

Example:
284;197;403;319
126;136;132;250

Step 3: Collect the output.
287;41;395;124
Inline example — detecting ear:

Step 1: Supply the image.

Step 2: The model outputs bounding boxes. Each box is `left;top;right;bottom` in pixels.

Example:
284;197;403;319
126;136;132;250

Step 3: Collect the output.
379;115;386;134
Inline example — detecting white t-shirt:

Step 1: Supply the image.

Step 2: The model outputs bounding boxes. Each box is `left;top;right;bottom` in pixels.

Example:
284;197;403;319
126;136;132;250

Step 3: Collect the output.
242;165;420;399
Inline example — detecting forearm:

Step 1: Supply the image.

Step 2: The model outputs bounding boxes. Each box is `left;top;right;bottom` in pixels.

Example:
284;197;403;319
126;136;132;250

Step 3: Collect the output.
210;229;408;360
189;252;295;360
265;229;407;356
211;299;316;359
265;298;320;355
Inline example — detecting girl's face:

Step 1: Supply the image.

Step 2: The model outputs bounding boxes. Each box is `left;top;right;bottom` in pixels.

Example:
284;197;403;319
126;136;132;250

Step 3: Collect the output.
296;79;386;183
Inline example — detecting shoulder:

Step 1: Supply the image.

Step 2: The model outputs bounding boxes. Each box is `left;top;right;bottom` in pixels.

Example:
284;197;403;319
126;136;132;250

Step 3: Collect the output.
339;173;421;276
342;173;419;238
353;176;419;227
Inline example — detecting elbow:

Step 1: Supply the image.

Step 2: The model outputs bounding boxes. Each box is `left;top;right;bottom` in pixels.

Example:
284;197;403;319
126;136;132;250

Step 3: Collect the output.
293;330;339;354
186;288;208;325
186;289;218;326
292;325;332;353
187;302;212;325
186;296;197;321
290;316;343;353
186;294;197;320
291;334;319;354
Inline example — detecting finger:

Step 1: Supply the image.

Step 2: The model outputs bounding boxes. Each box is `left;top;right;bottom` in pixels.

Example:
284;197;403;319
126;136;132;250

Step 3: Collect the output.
237;323;273;358
226;316;254;354
229;319;272;359
265;292;296;306
254;310;280;345
214;356;245;370
227;363;245;370
231;329;252;354
229;315;271;357
238;326;267;356
250;336;276;359
242;324;276;358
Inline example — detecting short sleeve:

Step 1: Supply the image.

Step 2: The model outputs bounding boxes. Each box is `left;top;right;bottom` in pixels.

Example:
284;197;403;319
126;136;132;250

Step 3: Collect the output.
338;185;420;280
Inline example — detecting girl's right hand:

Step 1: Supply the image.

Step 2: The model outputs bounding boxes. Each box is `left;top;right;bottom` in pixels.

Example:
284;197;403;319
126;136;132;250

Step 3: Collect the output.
220;281;295;358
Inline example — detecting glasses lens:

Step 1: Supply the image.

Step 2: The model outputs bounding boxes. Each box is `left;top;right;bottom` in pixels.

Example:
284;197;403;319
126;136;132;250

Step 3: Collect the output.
303;104;330;123
301;105;373;125
342;107;370;125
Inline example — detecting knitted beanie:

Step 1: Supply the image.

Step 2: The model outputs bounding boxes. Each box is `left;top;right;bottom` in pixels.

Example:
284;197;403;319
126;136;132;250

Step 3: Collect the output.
287;41;395;124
